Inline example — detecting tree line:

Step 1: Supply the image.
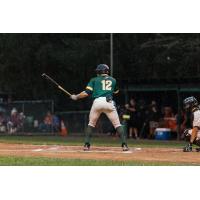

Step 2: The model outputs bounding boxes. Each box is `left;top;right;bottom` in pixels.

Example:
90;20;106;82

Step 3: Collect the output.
0;33;199;110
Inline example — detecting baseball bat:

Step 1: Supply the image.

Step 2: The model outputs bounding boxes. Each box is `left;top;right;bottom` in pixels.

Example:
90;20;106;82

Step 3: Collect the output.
41;73;72;96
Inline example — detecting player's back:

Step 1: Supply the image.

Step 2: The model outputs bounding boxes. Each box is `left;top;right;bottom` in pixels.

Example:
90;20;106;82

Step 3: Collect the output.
86;75;118;99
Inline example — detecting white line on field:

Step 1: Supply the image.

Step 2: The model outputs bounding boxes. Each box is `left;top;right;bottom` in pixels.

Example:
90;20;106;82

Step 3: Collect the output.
31;148;140;153
0;150;36;152
32;149;43;152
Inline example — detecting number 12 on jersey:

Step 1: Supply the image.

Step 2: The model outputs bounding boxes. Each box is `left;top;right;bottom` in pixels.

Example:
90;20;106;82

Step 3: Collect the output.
101;80;112;90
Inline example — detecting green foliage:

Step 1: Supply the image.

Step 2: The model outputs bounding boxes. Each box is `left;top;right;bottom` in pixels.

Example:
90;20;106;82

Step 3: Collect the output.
0;34;110;102
0;33;200;109
115;33;200;82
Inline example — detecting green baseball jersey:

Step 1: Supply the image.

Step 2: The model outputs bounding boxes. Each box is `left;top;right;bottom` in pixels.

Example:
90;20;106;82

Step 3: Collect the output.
85;75;119;99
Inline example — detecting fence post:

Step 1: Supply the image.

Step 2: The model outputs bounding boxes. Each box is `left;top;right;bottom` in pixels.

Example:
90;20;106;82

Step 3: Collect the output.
125;85;129;104
51;100;54;135
177;87;181;140
84;113;88;135
22;102;25;134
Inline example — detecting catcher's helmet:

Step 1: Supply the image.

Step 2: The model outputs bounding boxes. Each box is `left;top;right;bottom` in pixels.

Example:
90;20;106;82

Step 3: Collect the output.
183;96;198;111
96;64;109;74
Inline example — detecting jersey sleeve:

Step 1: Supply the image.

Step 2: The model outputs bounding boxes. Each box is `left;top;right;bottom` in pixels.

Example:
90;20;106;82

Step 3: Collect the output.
113;79;119;94
85;78;94;95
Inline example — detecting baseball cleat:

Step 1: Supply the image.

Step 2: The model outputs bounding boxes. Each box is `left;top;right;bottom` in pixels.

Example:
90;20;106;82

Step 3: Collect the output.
183;144;192;152
122;143;129;151
83;143;90;151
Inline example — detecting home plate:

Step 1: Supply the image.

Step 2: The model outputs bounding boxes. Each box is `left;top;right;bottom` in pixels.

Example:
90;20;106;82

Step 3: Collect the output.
134;148;142;151
122;148;142;153
123;151;132;154
48;146;60;150
32;149;43;152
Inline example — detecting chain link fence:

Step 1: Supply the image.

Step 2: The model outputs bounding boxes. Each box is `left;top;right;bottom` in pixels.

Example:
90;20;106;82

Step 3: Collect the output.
56;111;116;136
0;100;55;135
0;100;117;136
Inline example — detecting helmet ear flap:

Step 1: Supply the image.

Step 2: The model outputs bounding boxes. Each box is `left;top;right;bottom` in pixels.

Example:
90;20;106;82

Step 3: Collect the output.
104;69;110;74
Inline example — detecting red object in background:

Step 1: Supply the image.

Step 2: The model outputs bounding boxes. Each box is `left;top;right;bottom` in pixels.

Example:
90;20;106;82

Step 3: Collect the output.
60;120;67;137
164;117;177;131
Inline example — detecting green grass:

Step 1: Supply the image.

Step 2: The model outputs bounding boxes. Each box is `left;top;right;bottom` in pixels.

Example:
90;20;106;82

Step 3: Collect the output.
0;135;189;166
0;135;185;148
0;156;196;166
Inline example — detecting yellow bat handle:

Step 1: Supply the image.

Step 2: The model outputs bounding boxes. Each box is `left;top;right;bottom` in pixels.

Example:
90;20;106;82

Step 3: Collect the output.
58;85;72;96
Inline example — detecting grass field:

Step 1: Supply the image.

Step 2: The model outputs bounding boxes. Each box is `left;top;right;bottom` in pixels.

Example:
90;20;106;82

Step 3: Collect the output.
0;135;185;148
0;135;192;166
0;156;195;166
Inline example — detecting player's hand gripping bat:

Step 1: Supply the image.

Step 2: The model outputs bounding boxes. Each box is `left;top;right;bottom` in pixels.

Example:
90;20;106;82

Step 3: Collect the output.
41;73;72;97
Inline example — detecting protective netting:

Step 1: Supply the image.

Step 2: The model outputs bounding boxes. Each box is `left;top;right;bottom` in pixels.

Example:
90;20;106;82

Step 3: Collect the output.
57;111;116;135
0;100;55;135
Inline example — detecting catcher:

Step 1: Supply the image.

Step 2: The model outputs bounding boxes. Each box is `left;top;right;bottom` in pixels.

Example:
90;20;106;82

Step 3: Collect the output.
70;64;129;151
183;96;200;152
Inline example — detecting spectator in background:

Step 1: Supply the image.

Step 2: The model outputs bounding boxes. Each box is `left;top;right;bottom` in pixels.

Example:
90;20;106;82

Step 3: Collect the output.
125;98;139;139
52;114;60;132
39;111;53;132
148;100;160;138
118;105;130;137
163;106;177;132
39;111;60;132
7;108;23;134
137;100;149;138
163;106;174;118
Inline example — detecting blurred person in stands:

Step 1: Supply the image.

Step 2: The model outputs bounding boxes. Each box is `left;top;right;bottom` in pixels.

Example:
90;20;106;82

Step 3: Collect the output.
163;106;174;118
148;100;160;138
125;98;139;139
39;111;60;132
163;106;177;133
52;114;60;132
137;100;149;138
7;108;23;134
39;111;53;132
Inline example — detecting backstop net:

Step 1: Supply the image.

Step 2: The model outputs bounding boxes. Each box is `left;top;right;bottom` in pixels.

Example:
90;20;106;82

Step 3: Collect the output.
56;111;116;136
0;100;55;135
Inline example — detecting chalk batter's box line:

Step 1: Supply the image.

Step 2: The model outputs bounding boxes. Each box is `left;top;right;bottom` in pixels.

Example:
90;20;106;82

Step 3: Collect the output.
0;149;133;154
32;149;135;154
30;147;139;153
0;147;182;153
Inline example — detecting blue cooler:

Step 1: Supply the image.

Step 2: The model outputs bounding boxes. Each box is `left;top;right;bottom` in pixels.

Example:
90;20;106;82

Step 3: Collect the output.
155;128;171;140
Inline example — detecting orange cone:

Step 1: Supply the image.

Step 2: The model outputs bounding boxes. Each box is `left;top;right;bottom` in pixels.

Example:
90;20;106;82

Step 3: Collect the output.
60;120;67;137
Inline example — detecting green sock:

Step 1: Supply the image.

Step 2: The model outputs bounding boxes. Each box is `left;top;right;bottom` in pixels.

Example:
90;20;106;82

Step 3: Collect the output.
116;126;127;145
84;125;94;144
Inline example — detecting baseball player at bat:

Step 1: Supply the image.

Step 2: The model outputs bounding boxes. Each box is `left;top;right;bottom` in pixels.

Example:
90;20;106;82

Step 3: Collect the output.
70;64;129;151
183;96;200;152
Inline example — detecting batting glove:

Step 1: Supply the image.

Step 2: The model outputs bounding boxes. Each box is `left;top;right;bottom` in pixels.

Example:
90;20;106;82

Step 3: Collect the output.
70;94;78;101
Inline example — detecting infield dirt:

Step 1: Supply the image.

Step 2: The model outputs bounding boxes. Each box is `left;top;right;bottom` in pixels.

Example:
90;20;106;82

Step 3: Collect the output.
0;143;199;165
